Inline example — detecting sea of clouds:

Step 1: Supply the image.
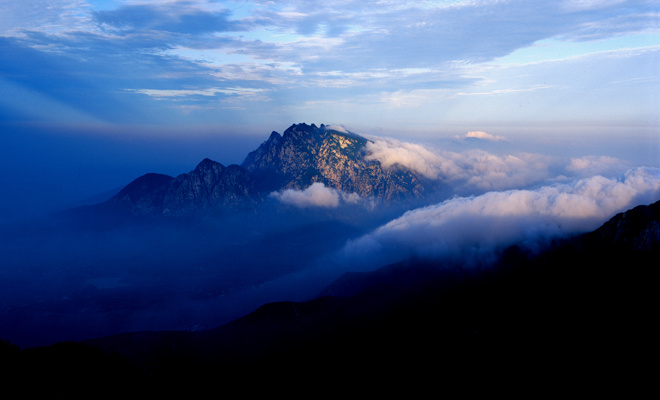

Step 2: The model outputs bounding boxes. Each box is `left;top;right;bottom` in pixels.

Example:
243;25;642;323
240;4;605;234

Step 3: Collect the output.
255;132;658;272
340;166;660;269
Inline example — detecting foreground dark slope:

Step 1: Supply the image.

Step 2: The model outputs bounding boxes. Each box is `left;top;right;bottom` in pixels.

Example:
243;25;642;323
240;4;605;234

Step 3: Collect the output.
4;200;657;395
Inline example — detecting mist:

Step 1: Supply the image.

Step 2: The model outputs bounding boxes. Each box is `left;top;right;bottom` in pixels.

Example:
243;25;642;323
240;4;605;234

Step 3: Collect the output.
340;166;660;269
0;122;266;222
1;122;658;349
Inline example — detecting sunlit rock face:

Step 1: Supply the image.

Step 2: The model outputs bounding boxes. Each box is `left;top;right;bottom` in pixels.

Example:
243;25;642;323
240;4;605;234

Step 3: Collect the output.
242;123;430;200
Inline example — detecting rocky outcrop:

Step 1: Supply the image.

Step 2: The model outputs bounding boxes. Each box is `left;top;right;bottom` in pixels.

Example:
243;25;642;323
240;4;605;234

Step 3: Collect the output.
242;123;430;200
162;159;260;216
106;159;260;217
103;122;437;217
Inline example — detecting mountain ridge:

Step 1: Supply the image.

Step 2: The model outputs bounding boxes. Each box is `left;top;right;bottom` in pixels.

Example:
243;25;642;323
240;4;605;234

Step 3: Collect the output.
92;123;434;217
3;199;657;395
54;200;660;389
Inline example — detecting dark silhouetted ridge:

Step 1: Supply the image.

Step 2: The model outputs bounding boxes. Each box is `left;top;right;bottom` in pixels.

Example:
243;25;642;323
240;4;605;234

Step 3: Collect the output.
3;200;658;395
113;173;174;202
47;200;652;393
95;159;260;217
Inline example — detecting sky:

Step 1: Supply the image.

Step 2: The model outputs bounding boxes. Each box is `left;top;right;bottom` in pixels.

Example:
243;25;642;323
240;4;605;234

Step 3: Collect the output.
1;0;659;219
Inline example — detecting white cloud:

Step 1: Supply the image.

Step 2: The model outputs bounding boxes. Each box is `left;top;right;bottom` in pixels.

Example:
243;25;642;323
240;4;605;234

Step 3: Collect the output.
566;155;628;176
269;182;362;208
463;131;508;142
340;167;660;268
2;0;657;131
365;137;462;180
455;150;551;192
125;87;270;102
364;137;551;192
0;0;93;36
325;124;350;134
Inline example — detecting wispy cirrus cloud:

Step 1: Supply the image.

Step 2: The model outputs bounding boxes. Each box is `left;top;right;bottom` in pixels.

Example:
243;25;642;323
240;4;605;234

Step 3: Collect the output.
0;0;657;130
126;87;270;102
0;0;94;36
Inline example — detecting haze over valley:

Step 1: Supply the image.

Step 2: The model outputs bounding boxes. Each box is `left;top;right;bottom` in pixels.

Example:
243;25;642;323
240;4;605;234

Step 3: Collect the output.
1;122;658;348
0;1;658;394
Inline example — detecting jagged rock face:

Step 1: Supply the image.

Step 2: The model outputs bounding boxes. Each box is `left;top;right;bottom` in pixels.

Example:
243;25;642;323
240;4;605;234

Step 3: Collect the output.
107;159;260;217
242;123;428;200
105;123;434;217
162;159;261;216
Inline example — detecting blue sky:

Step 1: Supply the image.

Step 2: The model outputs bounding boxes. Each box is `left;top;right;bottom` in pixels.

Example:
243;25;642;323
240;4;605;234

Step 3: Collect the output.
1;0;659;219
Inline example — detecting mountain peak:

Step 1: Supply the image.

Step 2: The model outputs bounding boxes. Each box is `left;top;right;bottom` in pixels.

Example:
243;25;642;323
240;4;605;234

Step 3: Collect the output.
198;157;222;166
104;159;259;217
193;158;225;174
242;123;429;199
101;123;436;217
268;131;282;141
113;173;173;202
281;123;323;140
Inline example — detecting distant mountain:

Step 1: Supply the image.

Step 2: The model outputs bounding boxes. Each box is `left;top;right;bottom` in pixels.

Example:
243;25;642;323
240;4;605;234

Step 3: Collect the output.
8;199;652;395
102;158;261;217
242;123;431;199
90;123;434;217
108;173;174;215
160;159;261;216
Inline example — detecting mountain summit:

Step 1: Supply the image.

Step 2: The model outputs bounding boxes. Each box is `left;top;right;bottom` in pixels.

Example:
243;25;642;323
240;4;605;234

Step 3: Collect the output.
242;123;430;200
97;123;435;217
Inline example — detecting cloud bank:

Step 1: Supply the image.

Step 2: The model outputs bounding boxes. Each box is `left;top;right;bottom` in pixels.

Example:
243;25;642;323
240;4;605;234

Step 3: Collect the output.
365;137;552;192
269;182;362;208
341;167;660;268
365;137;462;180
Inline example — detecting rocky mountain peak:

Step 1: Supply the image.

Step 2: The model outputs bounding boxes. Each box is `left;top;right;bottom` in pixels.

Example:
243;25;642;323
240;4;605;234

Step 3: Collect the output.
104;158;260;217
268;131;282;141
242;123;429;200
188;158;227;181
102;123;437;217
282;122;318;137
161;160;260;216
113;173;173;203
